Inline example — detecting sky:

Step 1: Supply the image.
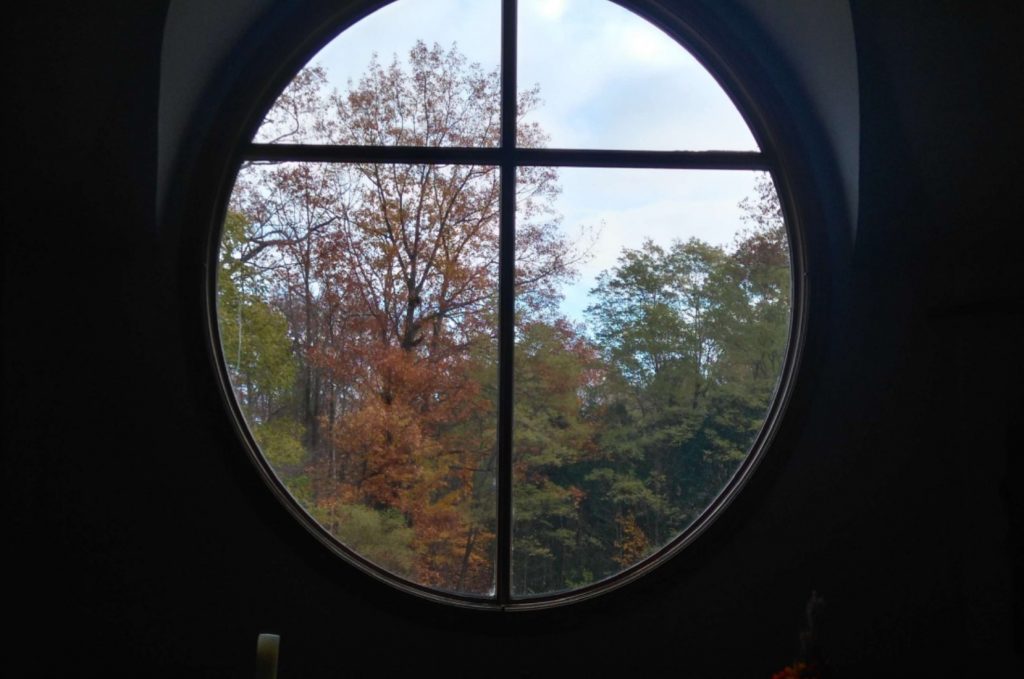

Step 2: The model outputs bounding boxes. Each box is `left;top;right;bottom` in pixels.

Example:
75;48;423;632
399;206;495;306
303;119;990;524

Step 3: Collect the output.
277;0;770;323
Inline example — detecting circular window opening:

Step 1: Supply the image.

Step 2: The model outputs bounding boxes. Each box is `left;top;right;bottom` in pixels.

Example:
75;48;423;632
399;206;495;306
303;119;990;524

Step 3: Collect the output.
213;0;798;608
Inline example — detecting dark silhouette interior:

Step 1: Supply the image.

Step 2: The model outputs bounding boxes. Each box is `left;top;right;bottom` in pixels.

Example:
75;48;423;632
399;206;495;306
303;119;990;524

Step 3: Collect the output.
3;1;1020;675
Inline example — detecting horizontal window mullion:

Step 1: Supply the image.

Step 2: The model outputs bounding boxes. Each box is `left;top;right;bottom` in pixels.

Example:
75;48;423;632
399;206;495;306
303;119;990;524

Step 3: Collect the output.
244;143;505;165
516;148;767;170
244;143;767;170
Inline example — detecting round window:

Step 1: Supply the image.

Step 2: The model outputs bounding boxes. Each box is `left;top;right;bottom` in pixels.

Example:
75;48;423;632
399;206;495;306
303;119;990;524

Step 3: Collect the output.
213;0;797;608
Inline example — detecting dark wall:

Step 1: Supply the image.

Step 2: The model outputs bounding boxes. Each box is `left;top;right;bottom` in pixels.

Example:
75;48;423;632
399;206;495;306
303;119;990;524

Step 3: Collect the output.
2;1;1020;676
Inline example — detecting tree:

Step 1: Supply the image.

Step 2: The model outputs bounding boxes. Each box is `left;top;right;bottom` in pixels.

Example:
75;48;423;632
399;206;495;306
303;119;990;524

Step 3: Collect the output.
225;41;575;593
571;174;790;580
511;319;601;593
218;211;304;473
221;37;792;596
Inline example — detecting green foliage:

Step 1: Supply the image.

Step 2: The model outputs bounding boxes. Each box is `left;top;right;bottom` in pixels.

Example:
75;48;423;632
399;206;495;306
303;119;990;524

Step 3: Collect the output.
512;319;616;593
510;174;791;594
218;211;309;504
326;504;416;577
282;474;315;509
252;418;306;469
217;38;791;596
217;211;298;416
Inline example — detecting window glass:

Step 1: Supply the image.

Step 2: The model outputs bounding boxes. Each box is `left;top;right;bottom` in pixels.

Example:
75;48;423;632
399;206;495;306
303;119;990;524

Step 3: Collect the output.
254;0;501;146
217;0;793;606
518;0;759;150
513;169;788;595
222;161;499;595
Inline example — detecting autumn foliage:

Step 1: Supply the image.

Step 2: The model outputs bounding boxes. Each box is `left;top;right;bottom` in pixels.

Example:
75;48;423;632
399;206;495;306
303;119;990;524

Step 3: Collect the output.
218;41;791;596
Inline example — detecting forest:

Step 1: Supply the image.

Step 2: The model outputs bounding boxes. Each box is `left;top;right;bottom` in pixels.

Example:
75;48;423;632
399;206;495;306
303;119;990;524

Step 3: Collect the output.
218;42;790;597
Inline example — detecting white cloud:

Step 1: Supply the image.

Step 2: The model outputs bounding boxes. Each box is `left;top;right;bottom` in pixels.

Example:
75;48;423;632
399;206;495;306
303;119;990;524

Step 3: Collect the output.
311;0;502;92
274;0;770;322
518;0;758;150
529;0;569;21
535;169;763;321
616;22;677;65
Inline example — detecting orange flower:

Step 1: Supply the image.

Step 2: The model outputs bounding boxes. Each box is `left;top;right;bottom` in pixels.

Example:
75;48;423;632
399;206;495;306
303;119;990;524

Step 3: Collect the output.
771;662;813;679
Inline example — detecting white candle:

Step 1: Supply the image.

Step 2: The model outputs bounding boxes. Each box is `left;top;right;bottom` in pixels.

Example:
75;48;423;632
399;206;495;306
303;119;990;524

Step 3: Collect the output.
256;633;280;679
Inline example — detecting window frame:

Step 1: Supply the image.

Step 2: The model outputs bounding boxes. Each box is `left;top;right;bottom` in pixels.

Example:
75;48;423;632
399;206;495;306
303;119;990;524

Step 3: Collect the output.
198;0;811;611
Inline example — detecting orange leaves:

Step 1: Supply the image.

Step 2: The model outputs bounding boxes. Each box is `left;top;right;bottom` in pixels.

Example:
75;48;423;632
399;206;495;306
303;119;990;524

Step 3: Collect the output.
332;41;503;148
613;512;650;568
335;397;427;507
230;41;578;594
567;485;587;509
317;337;494;587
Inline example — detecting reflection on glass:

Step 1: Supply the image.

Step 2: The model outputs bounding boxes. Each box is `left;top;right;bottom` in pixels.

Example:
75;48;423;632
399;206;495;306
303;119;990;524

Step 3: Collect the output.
254;0;501;146
218;161;500;595
518;0;759;150
512;168;790;596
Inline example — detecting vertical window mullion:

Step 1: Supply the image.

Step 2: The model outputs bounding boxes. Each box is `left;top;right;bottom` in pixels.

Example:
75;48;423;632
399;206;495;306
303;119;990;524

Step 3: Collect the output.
496;0;518;606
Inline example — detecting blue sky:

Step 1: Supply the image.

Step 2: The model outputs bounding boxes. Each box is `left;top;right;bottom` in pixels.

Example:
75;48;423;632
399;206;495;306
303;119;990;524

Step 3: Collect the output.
291;0;768;323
